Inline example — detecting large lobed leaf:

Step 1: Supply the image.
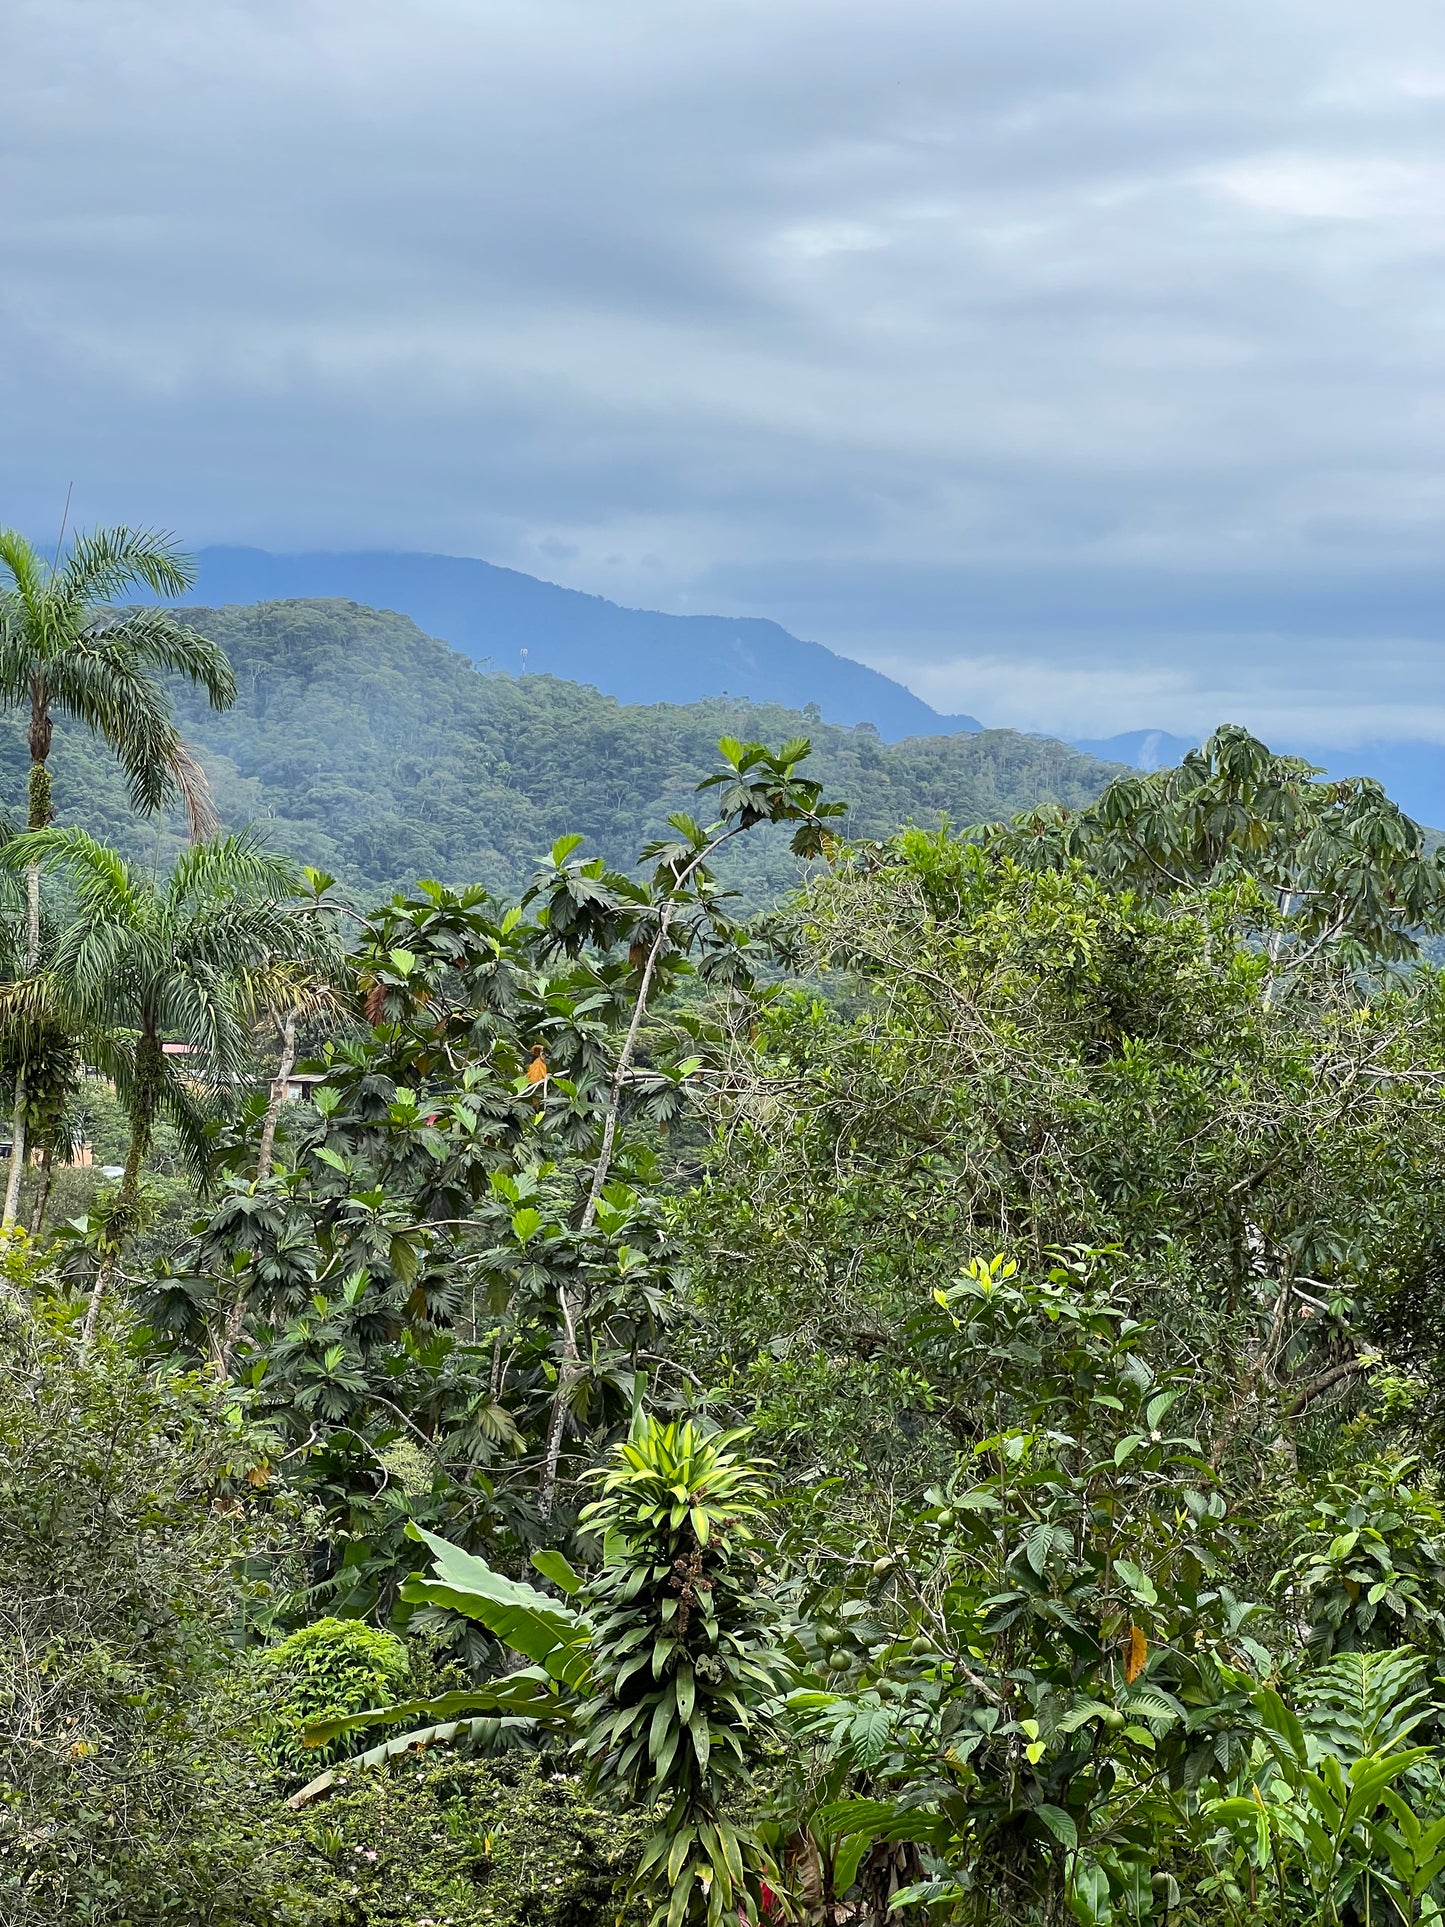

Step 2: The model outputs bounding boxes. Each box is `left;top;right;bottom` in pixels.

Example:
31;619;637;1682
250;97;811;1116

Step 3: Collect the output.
400;1524;594;1691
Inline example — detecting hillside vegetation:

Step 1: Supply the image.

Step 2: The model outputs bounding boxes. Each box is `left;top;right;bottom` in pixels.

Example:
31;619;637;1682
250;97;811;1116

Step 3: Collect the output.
0;598;1118;900
174;546;984;735
24;533;1445;1927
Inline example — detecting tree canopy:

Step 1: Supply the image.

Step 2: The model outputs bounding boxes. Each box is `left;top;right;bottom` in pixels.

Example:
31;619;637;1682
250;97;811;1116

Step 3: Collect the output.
6;616;1445;1927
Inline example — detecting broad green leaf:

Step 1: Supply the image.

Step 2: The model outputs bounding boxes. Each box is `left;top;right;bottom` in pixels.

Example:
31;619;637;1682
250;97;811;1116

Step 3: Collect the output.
1036;1804;1078;1850
1113;1559;1158;1605
530;1548;583;1595
401;1527;592;1689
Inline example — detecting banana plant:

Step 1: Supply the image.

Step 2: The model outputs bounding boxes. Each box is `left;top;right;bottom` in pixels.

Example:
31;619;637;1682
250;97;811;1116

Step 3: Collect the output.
290;1523;589;1806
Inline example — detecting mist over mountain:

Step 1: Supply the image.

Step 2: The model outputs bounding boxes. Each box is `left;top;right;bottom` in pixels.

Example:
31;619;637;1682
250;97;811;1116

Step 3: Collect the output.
0;598;1116;903
144;549;1442;829
181;548;983;743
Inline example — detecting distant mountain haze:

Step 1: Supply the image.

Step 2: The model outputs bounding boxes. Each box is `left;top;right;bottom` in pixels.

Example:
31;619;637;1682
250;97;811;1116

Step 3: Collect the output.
0;599;1116;903
180;548;983;742
142;549;1440;828
1069;730;1199;773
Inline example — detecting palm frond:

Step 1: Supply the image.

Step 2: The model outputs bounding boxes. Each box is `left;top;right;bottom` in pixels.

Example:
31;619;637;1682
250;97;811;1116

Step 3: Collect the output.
153;1065;216;1178
168;740;220;840
240;959;346;1026
57;526;194;605
167;830;303;908
0;618;35;708
0;529;47;611
87;606;236;710
81;1024;137;1092
155;961;253;1086
44;644;185;815
0;973;71;1054
5;827;145;927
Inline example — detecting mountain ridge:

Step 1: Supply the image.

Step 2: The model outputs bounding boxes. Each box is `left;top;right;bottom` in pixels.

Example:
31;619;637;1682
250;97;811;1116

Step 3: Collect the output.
175;547;983;743
138;548;1443;827
0;598;1118;903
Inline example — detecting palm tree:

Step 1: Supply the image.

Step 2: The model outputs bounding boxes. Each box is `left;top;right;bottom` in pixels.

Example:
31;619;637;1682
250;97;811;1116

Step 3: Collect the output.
0;525;236;1221
0;980;88;1238
5;827;326;1341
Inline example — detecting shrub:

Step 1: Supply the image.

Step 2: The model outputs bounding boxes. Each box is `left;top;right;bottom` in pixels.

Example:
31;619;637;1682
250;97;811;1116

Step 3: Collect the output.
1276;1454;1445;1660
0;1280;276;1926
257;1617;412;1775
259;1753;647;1926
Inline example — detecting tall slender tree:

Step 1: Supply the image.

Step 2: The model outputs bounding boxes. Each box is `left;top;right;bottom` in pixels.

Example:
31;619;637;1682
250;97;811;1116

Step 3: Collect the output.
0;526;236;1222
5;827;324;1341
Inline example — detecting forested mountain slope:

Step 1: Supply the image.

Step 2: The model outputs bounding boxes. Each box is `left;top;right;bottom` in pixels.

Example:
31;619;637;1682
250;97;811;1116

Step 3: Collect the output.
176;547;984;738
0;598;1120;901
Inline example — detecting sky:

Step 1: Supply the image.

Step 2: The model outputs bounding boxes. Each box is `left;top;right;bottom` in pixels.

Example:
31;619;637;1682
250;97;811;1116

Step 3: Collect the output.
4;0;1445;746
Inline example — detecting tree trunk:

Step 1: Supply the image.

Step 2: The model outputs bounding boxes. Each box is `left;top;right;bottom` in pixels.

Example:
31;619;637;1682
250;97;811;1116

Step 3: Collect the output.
538;862;715;1520
82;1029;159;1349
537;912;676;1520
2;1070;27;1231
256;1007;298;1180
27;688;53;964
7;703;54;1232
27;1143;53;1238
536;825;747;1521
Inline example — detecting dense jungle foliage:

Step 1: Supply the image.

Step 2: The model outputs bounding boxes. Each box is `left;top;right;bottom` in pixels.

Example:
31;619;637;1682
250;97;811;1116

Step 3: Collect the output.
0;596;1121;902
9;530;1445;1927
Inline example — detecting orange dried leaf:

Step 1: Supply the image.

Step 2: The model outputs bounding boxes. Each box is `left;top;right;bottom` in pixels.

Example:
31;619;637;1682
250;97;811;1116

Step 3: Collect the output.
1125;1624;1148;1684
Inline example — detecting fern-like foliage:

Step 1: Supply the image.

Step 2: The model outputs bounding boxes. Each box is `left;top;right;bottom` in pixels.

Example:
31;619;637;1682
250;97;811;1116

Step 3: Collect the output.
1299;1647;1436;1761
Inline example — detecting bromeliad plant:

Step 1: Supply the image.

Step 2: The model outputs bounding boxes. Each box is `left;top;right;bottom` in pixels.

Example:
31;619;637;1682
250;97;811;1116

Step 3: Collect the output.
302;1415;787;1927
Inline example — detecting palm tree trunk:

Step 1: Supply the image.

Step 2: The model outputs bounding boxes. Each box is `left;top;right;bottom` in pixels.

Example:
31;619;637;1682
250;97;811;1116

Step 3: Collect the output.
28;1144;54;1238
1;837;42;1228
82;1030;159;1348
2;1070;27;1230
27;694;53;965
256;1007;298;1179
6;708;54;1231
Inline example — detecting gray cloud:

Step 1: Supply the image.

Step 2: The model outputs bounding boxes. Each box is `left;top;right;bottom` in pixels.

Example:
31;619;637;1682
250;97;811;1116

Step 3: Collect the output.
4;0;1445;740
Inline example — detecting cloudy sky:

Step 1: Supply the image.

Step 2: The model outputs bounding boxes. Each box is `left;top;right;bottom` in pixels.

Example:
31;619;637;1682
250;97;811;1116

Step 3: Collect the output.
5;0;1445;743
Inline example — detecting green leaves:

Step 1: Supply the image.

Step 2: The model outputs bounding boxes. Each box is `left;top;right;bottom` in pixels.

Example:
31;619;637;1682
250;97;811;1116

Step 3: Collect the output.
400;1525;593;1691
573;1418;784;1925
697;734;847;853
993;722;1445;981
1277;1457;1445;1662
1197;1657;1445;1926
341;1430;778;1922
1113;1559;1159;1606
582;1418;769;1548
531;1547;583;1595
0;524;235;825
